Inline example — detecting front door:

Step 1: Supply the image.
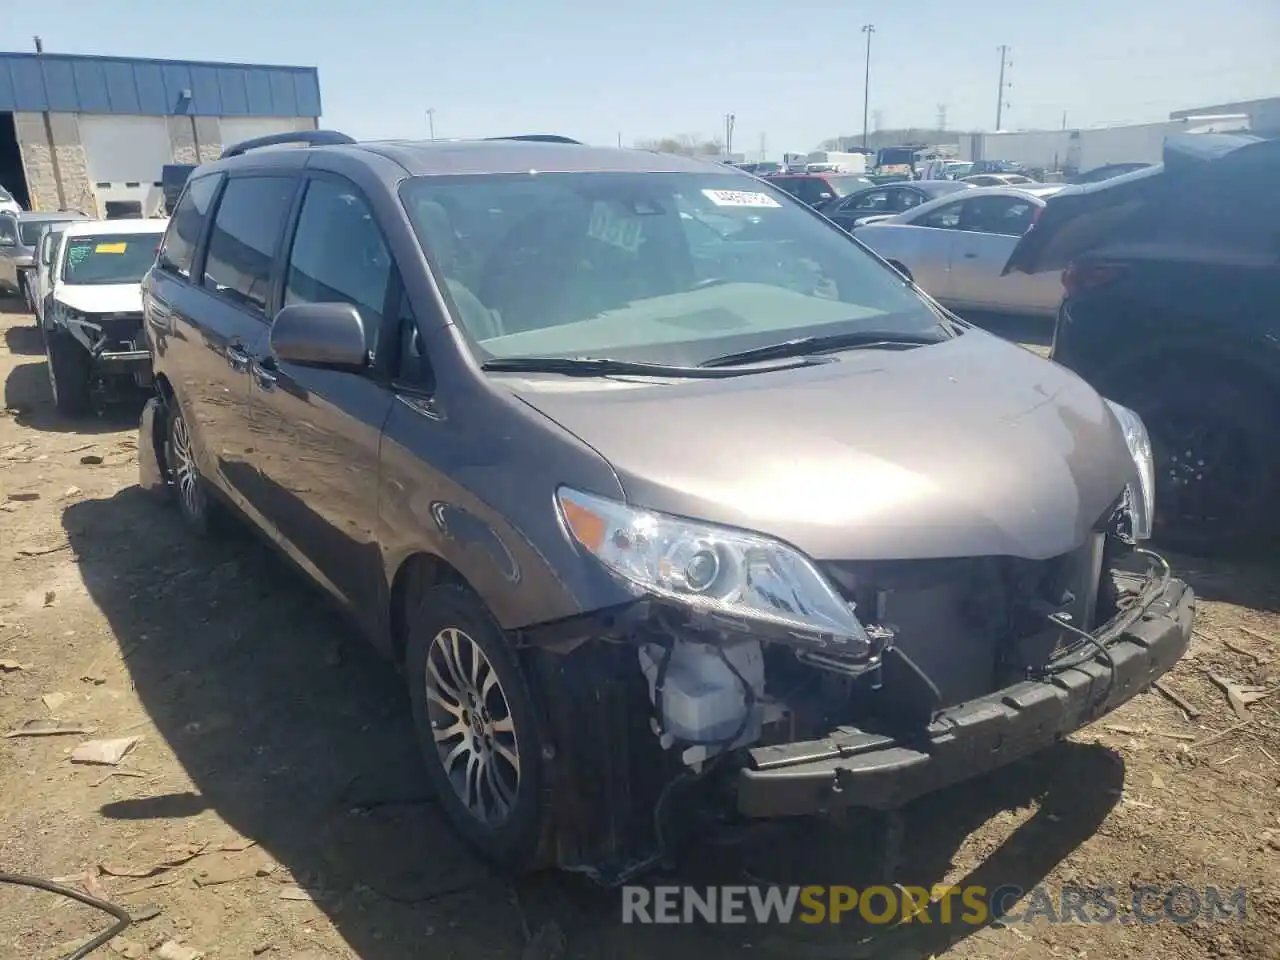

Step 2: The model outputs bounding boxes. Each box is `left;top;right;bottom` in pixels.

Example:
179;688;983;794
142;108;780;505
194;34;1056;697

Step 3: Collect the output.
245;174;397;618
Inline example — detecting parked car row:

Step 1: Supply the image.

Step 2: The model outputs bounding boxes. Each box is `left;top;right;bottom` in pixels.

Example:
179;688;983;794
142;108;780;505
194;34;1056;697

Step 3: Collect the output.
13;128;1262;887
0;209;92;313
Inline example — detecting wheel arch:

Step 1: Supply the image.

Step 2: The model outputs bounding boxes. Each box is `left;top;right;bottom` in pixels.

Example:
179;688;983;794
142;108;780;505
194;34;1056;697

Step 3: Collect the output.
388;551;476;665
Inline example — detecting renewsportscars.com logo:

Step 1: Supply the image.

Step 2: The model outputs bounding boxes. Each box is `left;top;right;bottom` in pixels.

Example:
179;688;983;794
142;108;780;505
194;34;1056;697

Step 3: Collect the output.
621;884;1248;926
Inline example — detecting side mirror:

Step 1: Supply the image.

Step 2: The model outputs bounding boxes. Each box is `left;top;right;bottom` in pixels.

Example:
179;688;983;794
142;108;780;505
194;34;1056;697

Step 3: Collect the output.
817;192;834;201
270;302;368;371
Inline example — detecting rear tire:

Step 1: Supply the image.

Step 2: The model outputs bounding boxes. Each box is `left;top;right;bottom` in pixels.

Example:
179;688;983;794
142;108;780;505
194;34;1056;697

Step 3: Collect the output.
164;401;215;536
405;582;549;874
45;329;93;418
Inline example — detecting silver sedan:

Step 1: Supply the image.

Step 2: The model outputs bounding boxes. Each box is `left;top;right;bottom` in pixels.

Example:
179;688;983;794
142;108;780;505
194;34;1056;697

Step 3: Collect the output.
853;185;1067;318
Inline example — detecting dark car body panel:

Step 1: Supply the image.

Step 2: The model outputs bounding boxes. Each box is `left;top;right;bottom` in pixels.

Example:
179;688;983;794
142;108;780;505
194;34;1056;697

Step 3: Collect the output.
1005;133;1272;277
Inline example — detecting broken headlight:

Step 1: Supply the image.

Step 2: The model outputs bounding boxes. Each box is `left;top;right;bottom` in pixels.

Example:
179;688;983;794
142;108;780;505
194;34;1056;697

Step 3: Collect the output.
1105;400;1154;540
556;487;870;654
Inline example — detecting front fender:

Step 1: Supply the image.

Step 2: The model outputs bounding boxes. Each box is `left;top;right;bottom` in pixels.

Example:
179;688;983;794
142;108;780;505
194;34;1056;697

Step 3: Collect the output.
138;395;169;495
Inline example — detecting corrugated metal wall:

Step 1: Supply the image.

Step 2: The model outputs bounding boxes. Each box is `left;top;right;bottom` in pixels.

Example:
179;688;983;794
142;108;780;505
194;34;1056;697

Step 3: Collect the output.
0;52;321;117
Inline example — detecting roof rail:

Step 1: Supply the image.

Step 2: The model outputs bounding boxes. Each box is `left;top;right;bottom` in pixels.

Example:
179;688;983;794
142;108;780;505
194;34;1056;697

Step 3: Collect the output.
220;129;357;160
483;134;583;145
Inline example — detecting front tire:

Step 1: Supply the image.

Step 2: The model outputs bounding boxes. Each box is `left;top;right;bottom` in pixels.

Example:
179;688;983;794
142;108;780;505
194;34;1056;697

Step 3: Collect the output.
405;583;549;873
45;329;93;417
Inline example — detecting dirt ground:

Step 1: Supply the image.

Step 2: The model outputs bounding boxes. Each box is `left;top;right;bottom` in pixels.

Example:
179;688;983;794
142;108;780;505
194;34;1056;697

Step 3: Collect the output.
2;300;1279;960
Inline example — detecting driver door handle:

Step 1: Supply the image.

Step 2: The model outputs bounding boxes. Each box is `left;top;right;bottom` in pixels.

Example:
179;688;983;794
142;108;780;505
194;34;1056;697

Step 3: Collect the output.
251;355;278;390
226;341;252;373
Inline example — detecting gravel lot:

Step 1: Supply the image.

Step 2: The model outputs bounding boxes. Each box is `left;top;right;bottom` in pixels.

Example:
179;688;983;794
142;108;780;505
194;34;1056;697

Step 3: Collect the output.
2;301;1279;960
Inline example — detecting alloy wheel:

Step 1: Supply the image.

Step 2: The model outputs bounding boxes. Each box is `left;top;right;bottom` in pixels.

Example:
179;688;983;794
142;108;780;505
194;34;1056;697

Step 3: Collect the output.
423;627;521;826
169;411;205;519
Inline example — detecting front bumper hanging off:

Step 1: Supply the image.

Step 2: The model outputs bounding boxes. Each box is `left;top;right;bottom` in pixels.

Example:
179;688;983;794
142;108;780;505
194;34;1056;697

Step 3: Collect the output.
737;575;1194;818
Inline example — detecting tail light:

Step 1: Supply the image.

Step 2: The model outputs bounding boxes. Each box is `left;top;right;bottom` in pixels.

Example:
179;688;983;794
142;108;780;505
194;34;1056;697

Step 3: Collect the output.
1061;261;1126;298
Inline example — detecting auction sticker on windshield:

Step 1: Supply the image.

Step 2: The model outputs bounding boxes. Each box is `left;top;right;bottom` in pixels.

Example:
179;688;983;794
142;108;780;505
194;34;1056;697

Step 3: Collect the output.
95;242;128;254
702;189;782;209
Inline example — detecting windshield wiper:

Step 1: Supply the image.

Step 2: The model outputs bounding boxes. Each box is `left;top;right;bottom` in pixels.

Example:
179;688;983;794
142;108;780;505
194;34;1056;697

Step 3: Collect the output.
699;328;952;368
481;355;824;378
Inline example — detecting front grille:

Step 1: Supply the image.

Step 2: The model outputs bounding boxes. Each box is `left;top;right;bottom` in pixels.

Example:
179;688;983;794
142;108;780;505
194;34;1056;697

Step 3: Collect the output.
91;312;145;351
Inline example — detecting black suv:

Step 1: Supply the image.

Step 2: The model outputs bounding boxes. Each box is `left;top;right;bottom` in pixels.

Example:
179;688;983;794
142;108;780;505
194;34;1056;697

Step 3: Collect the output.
139;130;1191;881
1006;133;1280;552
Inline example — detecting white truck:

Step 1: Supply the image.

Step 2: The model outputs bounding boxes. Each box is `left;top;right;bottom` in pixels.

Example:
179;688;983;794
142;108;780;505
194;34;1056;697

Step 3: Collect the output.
804;151;869;174
957;115;1251;174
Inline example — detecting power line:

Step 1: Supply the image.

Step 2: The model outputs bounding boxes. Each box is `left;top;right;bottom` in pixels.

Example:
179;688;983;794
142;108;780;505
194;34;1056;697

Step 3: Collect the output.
996;45;1013;129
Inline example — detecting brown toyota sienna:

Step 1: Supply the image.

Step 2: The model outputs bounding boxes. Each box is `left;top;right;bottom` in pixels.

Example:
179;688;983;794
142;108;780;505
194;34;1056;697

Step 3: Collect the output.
138;130;1194;883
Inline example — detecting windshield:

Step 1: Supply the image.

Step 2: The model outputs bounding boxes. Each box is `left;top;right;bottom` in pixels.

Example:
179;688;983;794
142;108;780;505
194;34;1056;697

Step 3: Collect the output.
877;148;918;167
61;233;163;285
400;171;945;366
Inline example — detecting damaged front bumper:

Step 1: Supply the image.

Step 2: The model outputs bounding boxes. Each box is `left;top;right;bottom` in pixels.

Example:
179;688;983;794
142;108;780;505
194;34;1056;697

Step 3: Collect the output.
736;574;1193;817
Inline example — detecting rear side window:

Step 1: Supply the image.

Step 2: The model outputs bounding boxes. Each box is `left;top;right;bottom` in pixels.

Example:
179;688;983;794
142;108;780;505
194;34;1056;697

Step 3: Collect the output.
158;175;220;279
203;176;296;315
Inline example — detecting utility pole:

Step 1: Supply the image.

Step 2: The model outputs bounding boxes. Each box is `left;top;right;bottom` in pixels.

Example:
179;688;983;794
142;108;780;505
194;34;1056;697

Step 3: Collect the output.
33;36;44;53
759;131;767;162
861;24;875;149
617;131;623;148
723;113;736;157
995;46;1013;130
425;107;436;140
937;104;948;131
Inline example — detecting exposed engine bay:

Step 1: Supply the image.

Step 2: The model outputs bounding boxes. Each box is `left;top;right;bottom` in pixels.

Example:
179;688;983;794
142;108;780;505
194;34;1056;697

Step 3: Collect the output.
522;502;1189;885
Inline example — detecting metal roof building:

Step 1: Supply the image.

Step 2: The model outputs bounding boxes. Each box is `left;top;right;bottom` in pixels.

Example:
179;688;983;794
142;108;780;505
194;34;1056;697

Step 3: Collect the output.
0;51;322;216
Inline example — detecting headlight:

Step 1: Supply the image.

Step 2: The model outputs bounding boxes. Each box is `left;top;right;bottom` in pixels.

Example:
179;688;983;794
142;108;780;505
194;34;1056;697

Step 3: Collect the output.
1105;400;1154;540
556;487;870;654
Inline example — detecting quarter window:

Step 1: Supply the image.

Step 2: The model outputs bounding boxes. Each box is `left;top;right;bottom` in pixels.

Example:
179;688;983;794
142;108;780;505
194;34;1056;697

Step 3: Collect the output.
157;174;220;279
284;178;391;355
203;176;296;314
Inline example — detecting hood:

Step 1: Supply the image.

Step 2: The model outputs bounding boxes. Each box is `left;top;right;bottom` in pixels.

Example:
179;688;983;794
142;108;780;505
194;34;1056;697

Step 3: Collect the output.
1004;132;1269;276
504;331;1135;561
54;283;144;315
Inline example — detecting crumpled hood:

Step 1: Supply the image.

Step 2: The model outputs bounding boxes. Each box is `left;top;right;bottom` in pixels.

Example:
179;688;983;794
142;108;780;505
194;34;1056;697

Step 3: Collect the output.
504;331;1135;561
54;283;144;315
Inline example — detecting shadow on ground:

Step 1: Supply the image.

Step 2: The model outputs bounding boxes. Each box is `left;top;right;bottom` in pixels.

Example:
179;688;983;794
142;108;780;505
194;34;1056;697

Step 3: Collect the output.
3;359;145;434
3;323;44;356
0;294;32;317
1162;550;1280;615
65;487;1122;960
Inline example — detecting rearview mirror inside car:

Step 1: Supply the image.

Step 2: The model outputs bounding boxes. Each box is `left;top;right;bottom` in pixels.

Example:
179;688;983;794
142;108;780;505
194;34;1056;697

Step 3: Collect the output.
270;303;368;371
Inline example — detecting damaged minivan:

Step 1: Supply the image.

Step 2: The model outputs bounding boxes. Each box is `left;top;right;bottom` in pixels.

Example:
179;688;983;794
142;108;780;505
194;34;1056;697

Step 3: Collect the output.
139;131;1195;881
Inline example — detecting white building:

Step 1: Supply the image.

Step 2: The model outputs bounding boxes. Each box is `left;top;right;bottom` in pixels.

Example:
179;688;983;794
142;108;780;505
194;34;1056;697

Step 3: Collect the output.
0;51;322;217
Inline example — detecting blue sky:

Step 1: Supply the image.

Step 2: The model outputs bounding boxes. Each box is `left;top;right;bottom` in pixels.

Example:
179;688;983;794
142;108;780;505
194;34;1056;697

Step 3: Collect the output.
4;0;1277;154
